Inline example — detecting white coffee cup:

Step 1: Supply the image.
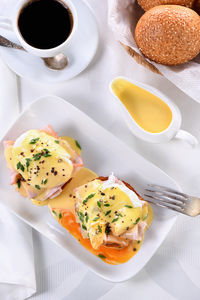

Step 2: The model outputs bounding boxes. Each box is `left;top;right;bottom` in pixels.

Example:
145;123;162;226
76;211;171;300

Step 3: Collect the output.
0;0;78;58
110;76;198;147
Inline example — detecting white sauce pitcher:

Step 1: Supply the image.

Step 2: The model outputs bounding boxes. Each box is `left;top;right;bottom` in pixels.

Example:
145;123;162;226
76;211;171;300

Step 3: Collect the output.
110;76;198;147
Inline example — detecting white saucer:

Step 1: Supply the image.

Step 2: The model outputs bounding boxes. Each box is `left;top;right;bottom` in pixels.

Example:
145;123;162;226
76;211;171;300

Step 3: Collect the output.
0;0;99;83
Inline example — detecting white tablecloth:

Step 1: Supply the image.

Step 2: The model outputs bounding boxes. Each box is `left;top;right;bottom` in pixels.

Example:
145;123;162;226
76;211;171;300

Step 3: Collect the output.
1;0;200;299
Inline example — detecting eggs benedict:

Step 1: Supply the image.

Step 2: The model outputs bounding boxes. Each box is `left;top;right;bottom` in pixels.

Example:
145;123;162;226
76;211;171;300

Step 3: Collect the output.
4;125;83;205
75;174;151;249
49;170;153;264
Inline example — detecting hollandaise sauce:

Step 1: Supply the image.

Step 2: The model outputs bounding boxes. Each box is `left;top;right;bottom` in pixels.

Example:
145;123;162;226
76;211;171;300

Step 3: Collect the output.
49;168;153;265
4;133;82;204
111;78;172;133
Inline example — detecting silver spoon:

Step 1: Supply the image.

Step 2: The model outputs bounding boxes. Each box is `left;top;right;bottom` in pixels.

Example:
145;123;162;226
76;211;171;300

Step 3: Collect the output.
0;34;68;70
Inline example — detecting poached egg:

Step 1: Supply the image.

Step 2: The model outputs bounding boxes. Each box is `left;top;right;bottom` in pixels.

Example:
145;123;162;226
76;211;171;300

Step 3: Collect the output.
75;174;148;249
4;127;83;203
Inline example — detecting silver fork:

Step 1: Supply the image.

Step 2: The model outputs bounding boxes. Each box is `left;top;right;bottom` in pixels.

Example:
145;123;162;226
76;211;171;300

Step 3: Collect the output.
144;184;200;216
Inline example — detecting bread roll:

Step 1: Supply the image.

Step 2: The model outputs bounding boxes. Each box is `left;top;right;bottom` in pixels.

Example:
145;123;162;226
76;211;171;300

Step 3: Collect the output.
135;5;200;65
194;0;200;14
137;0;195;11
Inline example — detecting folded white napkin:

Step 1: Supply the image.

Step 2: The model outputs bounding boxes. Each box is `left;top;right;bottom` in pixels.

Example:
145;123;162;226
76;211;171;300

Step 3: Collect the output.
0;57;36;300
108;0;200;102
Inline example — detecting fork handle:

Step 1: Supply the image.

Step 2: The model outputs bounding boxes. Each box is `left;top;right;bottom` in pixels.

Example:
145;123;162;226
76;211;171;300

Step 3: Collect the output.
189;197;200;216
175;130;198;148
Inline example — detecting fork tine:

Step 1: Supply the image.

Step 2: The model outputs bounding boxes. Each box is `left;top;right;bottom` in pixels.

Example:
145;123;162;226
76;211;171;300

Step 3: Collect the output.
144;193;184;213
146;192;185;208
148;184;189;199
144;197;184;214
145;188;186;203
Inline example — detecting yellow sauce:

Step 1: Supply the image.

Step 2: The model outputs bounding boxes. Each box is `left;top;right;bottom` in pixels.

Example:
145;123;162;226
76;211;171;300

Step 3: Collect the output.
4;135;82;206
5;131;154;265
48;168;153;265
75;179;149;247
111;78;172;133
48;167;98;213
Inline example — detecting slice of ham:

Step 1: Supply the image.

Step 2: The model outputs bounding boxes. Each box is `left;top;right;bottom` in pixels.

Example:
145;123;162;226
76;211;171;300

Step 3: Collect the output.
72;156;84;177
120;221;147;241
24;187;37;199
103;234;129;248
73;155;83;168
46;184;64;199
23;183;64;201
8;169;21;185
35;184;64;201
40;124;59;139
102;221;147;249
3;140;14;148
41;124;83;169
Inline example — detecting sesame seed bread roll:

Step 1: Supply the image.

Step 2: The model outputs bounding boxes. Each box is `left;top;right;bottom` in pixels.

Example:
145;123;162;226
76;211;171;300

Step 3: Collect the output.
137;0;195;11
135;5;200;66
194;0;200;14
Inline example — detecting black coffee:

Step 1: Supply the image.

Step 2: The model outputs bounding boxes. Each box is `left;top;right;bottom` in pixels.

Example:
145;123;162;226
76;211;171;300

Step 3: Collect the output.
18;0;73;49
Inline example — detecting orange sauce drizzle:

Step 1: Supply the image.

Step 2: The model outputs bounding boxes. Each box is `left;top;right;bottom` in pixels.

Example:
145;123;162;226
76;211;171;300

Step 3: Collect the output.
60;210;142;265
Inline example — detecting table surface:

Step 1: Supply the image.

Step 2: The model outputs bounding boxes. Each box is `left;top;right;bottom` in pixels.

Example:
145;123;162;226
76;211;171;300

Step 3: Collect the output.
10;0;200;299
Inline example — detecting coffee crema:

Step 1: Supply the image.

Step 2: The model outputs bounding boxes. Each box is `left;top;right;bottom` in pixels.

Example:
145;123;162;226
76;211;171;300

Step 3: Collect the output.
18;0;73;49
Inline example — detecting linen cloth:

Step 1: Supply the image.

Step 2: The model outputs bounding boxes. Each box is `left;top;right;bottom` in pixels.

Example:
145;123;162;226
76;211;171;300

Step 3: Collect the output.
0;0;200;299
108;0;200;103
0;57;36;299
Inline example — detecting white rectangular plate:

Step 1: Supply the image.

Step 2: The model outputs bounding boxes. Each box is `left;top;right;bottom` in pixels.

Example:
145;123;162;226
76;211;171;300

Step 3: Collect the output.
0;96;179;282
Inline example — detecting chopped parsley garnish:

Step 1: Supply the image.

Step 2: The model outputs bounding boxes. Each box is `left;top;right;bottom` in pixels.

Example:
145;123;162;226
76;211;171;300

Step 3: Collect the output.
83;193;95;205
55;140;59;144
33;149;51;160
124;205;133;208
97;201;101;208
52;210;62;220
143;215;148;221
111;218;119;223
104;203;110;207
79;212;84;218
98;254;106;259
29;137;40;144
35;184;40;190
25;158;31;171
134;217;140;225
92;216;100;222
33;153;41;161
85;214;89;223
43;149;51;157
16;162;24;172
17;178;21;189
98;225;102;233
116;212;123;217
82;224;87;230
105;210;111;216
78;211;84;222
41;178;48;185
75;140;81;150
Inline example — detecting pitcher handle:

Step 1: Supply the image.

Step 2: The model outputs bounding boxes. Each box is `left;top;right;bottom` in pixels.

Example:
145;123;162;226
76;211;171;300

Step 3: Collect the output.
175;129;198;147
